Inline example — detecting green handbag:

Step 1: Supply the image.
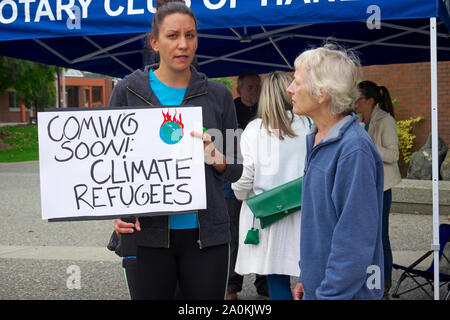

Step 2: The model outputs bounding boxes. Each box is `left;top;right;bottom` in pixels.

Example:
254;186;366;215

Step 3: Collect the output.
245;176;303;229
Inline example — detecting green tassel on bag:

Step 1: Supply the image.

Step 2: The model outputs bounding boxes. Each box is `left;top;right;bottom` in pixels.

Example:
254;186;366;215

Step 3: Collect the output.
244;228;259;245
244;216;259;245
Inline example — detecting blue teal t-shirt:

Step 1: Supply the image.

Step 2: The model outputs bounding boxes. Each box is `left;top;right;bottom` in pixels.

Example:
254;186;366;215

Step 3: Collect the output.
149;69;199;229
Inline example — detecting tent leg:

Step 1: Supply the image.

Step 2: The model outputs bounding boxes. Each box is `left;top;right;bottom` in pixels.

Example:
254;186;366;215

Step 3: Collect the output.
429;17;440;301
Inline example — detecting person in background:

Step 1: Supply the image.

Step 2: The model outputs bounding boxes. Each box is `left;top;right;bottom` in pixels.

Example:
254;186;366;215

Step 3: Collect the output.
232;71;309;300
110;1;242;300
288;43;385;300
224;71;269;300
234;71;261;129
356;80;402;299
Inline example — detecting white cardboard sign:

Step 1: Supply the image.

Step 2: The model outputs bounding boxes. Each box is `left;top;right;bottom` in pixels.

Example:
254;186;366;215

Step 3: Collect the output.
37;106;206;221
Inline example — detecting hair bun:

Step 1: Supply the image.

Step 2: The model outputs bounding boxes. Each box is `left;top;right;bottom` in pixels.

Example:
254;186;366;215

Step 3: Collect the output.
157;0;183;9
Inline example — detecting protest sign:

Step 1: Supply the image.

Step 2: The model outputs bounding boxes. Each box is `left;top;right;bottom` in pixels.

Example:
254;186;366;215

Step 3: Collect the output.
37;106;206;221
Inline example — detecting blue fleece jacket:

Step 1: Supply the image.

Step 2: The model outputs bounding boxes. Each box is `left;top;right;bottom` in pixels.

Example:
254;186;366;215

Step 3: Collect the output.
299;113;385;300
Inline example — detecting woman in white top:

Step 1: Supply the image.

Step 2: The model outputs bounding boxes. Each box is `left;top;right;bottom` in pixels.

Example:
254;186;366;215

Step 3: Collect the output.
232;71;309;300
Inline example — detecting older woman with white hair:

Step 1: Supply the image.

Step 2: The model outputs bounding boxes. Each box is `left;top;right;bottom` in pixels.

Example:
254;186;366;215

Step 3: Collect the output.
287;43;385;300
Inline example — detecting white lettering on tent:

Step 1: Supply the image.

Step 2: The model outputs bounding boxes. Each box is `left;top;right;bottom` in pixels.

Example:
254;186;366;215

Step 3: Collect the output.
0;0;18;24
35;0;55;22
261;0;323;5
19;0;35;23
203;0;236;10
104;0;124;17
78;0;91;18
57;0;76;20
127;0;144;15
147;0;157;14
261;0;282;5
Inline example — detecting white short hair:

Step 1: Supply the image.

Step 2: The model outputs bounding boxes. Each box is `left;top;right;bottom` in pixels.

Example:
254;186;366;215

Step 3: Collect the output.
294;43;361;116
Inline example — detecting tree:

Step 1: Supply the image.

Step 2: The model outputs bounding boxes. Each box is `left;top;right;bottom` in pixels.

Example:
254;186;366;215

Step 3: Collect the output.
0;57;57;115
0;56;27;92
210;77;233;89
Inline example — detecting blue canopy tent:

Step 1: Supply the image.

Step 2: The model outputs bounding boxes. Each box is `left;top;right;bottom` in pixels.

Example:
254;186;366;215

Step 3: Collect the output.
0;0;449;299
0;1;448;78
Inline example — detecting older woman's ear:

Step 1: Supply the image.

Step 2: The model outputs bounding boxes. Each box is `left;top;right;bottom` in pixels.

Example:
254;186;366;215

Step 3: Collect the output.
317;88;330;105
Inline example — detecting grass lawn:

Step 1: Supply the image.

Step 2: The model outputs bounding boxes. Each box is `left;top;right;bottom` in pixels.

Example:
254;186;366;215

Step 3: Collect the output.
0;125;39;162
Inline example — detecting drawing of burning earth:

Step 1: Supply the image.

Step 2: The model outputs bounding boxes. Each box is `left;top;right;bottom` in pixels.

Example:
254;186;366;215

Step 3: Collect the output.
160;109;184;145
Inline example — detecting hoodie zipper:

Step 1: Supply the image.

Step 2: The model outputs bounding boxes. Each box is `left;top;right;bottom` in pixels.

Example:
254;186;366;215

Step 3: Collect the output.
182;92;208;103
126;87;153;106
181;91;207;250
188;93;207;249
168;217;170;248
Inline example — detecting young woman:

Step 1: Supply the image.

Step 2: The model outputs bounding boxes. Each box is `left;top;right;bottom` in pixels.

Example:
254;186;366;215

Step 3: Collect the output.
231;71;310;300
356;80;402;299
109;2;242;300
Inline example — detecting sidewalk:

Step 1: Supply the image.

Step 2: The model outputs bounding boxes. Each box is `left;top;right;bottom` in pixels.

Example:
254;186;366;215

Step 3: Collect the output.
0;122;27;128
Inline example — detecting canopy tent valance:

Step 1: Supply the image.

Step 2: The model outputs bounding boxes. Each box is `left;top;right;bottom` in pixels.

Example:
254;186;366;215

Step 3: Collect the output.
0;0;448;78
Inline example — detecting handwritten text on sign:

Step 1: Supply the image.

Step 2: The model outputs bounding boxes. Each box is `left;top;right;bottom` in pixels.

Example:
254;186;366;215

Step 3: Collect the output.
38;106;206;221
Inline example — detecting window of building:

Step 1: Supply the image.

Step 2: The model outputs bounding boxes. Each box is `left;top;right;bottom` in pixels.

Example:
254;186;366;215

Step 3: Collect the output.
92;86;103;107
8;91;20;111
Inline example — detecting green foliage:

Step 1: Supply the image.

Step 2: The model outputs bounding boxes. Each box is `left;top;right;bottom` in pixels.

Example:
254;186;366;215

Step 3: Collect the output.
397;116;424;163
0;56;57;112
0;125;39;162
210;77;233;89
0;57;27;92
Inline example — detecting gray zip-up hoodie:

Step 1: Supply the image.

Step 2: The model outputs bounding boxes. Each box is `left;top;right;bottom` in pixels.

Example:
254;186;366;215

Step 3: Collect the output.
108;65;243;248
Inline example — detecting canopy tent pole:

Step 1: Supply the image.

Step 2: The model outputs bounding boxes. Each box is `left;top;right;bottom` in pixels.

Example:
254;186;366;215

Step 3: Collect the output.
82;36;134;73
198;35;290;67
261;26;292;70
429;17;440;301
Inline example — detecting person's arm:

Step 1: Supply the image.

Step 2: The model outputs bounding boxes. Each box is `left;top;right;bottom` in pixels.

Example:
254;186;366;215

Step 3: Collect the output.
316;149;382;300
375;117;399;164
231;128;255;200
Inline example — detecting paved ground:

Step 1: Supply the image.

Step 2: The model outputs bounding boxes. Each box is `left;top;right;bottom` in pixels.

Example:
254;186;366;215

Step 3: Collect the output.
0;161;449;300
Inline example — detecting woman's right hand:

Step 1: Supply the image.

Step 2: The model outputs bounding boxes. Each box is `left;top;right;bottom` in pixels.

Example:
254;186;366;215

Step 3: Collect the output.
114;218;141;236
293;282;304;300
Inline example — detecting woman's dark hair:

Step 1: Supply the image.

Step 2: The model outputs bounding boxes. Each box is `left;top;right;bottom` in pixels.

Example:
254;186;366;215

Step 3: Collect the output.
152;1;197;38
358;80;395;119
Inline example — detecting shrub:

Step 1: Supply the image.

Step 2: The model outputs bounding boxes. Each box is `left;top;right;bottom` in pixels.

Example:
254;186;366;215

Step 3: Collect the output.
397;116;424;163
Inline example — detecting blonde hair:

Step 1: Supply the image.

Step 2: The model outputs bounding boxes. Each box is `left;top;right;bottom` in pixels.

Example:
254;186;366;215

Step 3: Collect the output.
294;42;361;117
257;71;297;140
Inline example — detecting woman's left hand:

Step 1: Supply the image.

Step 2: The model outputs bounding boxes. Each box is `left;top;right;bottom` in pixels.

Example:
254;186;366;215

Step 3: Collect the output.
190;130;226;173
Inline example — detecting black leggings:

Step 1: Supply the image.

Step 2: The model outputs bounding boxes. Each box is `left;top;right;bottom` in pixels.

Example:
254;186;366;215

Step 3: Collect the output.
124;228;230;300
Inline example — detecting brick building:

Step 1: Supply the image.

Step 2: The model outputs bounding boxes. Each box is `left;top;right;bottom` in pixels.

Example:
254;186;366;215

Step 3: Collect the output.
0;69;113;123
61;69;113;109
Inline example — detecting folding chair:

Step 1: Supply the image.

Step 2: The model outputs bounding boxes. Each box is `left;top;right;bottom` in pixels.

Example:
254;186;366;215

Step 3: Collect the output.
392;224;450;299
